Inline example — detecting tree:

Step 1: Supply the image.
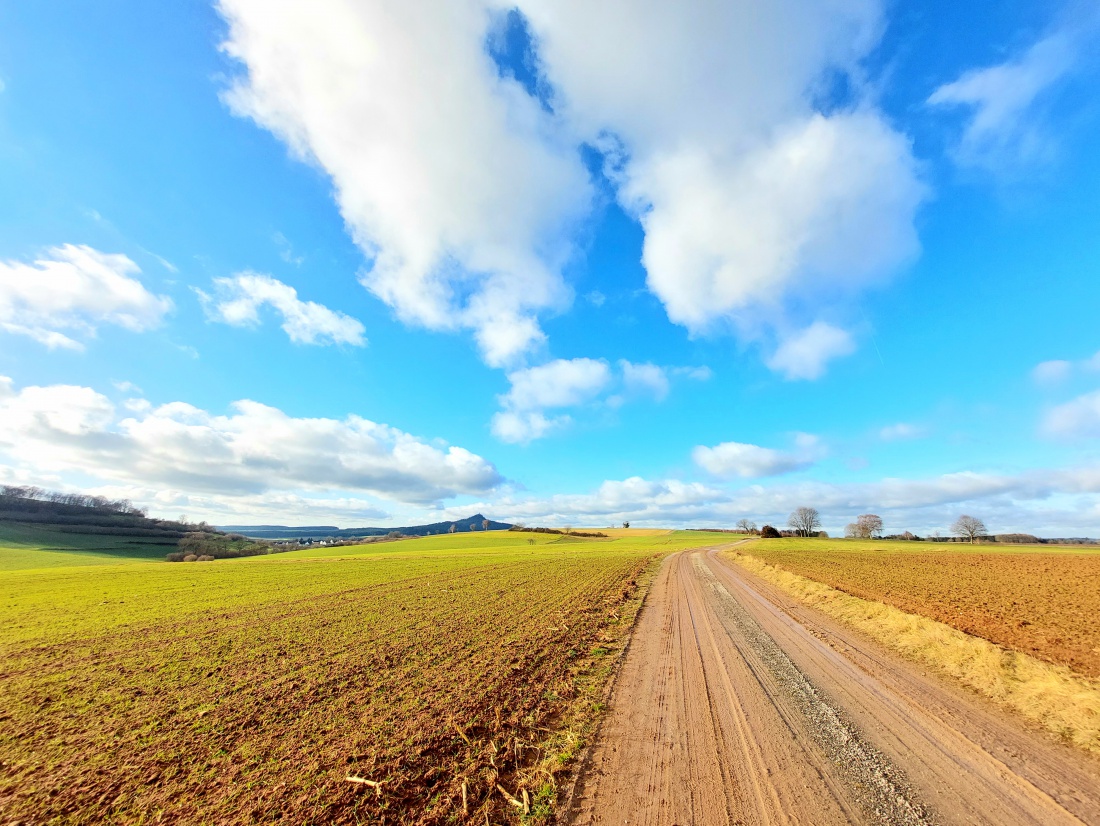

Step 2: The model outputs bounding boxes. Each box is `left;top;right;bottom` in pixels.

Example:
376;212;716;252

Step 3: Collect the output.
622;521;630;529
735;518;757;534
448;523;456;534
482;519;490;531
951;515;987;544
845;513;883;539
787;507;821;537
760;524;781;538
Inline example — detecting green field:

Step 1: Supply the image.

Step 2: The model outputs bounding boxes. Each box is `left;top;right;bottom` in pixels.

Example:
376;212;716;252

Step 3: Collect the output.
1;528;732;825
0;522;179;571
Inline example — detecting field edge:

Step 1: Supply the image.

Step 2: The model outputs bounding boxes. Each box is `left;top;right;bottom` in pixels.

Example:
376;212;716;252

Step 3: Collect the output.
724;550;1100;756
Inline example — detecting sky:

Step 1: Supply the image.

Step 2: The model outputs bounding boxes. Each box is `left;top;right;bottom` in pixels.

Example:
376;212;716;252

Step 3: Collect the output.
1;0;1100;536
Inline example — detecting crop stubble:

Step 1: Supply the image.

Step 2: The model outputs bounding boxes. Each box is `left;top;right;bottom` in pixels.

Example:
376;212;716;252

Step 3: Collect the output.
0;536;686;824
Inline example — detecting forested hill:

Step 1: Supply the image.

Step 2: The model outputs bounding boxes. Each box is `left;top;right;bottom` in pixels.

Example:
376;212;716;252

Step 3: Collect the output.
0;486;193;538
218;513;513;539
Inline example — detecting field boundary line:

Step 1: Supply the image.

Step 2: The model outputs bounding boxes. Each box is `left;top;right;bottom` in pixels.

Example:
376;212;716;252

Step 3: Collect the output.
555;551;669;821
726;551;1100;756
557;542;750;821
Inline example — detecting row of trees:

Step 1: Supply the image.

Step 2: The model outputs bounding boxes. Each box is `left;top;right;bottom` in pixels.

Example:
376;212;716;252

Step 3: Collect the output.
734;507;990;543
1;485;147;516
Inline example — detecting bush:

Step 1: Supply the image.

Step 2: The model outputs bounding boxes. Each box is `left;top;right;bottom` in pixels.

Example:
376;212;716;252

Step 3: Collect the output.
197;554;215;562
165;552;185;562
760;525;781;538
183;554;198;562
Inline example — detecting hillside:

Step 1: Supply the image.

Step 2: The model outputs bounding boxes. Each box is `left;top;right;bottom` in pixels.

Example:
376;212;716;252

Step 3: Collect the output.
218;513;513;539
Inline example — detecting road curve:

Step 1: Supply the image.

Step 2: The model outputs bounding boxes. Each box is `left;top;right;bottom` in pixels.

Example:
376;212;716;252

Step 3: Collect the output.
564;546;1100;826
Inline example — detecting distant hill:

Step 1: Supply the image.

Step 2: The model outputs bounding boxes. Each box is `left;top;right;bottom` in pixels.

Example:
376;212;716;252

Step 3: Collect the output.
218;513;513;539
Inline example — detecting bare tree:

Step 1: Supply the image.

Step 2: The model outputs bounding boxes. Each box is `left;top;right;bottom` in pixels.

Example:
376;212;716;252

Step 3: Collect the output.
951;515;987;544
448;523;456;534
735;518;757;535
482;519;490;531
845;513;883;539
787;507;821;538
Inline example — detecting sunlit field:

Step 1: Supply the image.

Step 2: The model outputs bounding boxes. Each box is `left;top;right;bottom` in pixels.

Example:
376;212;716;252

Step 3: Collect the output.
1;529;732;825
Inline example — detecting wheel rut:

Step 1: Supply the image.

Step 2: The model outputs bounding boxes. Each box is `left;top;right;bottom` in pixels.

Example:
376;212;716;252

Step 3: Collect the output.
564;546;1100;825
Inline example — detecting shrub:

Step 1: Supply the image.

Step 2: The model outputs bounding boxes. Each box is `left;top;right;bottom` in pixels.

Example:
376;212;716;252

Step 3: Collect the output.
183;554;198;562
197;554;215;562
760;525;781;538
165;552;185;562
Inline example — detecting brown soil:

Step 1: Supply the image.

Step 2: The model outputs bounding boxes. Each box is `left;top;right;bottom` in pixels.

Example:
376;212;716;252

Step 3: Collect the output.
565;547;1100;825
745;548;1100;677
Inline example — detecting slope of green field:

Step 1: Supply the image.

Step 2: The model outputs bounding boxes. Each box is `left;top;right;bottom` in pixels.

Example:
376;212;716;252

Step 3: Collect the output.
1;529;734;825
0;521;178;571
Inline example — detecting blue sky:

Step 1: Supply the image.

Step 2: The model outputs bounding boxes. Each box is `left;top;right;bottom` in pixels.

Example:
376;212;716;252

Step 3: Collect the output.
2;1;1099;534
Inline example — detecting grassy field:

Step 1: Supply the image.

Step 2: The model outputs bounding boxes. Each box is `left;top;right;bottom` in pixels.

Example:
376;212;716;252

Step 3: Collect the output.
1;528;731;824
738;538;1100;678
0;522;178;571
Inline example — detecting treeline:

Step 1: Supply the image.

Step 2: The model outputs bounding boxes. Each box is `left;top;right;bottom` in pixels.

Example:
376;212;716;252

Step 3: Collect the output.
508;525;608;538
166;531;278;562
0;485;192;537
2;485;148;516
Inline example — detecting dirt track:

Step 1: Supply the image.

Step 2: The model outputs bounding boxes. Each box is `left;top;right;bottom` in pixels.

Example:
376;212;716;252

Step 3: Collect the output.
564;546;1100;825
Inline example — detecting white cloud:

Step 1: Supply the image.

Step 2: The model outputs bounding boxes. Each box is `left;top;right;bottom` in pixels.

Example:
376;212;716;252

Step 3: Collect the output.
620;360;670;401
519;1;923;372
500;358;611;411
879;422;928;441
693;433;822;479
1042;390;1100;440
200;272;366;346
218;0;592;367
928;13;1098;169
0;245;172;349
492;357;609;443
217;0;926;376
1032;359;1073;384
486;465;1100;535
490;410;568;444
492;357;708;442
0;377;503;505
766;321;855;380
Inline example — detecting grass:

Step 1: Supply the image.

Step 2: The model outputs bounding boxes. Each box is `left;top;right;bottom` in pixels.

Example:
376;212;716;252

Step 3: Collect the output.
0;528;731;825
727;544;1100;756
0;522;177;571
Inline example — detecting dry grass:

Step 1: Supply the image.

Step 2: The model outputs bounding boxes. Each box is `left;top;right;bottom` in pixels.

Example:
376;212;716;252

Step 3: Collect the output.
728;551;1100;755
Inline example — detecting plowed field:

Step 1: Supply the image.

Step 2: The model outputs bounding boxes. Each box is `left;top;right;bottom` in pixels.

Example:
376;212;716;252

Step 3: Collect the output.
744;539;1100;677
0;530;726;824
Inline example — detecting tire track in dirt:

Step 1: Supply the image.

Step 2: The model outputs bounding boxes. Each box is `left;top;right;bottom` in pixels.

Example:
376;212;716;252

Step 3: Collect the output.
565;546;1100;825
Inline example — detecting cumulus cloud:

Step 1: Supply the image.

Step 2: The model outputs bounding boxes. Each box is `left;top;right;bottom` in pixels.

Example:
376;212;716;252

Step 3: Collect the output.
519;0;924;374
1042;389;1100;440
929;12;1099;169
693;433;822;479
491;357;609;443
491;357;709;443
766;322;855;380
619;360;670;401
218;0;591;367
217;0;925;377
483;465;1100;535
0;377;503;505
0;245;172;349
199;272;366;346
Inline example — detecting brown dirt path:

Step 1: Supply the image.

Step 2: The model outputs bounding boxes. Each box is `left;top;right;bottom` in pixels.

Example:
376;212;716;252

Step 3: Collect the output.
563;547;1100;825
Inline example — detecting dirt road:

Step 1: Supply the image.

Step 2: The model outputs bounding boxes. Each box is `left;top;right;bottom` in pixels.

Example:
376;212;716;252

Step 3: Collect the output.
564;547;1100;825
